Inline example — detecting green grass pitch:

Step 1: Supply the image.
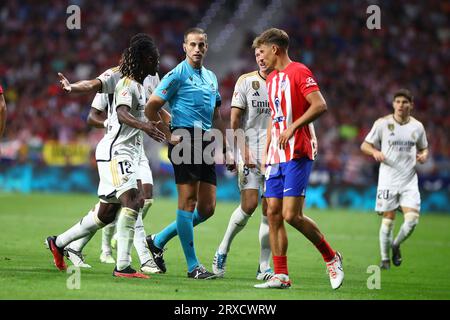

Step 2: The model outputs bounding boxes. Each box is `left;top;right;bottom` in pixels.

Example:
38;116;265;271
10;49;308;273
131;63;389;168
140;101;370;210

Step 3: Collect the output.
0;192;449;300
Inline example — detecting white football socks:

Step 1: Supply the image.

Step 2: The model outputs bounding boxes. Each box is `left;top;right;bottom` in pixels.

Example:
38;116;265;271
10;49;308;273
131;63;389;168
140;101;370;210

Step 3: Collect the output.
101;220;117;255
218;206;251;255
393;212;419;247
116;207;139;271
258;215;272;272
379;217;394;261
133;199;153;265
56;202;105;248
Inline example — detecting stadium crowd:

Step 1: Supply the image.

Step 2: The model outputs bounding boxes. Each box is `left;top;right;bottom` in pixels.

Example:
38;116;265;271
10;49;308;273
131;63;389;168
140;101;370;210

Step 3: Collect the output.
0;0;448;186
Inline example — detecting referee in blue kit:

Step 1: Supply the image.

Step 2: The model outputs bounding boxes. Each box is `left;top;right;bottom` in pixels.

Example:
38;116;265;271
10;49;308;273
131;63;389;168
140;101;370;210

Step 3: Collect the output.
145;28;222;279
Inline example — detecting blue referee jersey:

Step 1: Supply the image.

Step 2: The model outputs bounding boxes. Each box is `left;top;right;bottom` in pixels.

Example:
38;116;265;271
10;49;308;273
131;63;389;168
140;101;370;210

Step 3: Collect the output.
154;59;221;131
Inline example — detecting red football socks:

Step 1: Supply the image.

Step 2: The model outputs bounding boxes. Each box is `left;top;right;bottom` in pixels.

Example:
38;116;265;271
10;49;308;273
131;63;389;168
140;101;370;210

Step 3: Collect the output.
273;255;288;275
315;236;336;262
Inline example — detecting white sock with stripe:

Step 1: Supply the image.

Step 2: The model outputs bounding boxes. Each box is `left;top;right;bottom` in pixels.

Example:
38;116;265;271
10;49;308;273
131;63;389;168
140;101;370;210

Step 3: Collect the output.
393;212;419;247
56;203;105;248
101;220;116;254
259;215;272;272
379;218;394;261
218;206;251;255
116;207;139;271
132;199;153;264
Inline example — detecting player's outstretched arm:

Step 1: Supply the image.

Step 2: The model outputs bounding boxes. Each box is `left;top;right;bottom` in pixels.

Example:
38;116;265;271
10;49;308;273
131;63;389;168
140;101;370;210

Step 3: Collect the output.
361;141;385;162
116;105;165;143
58;72;102;94
0;92;6;137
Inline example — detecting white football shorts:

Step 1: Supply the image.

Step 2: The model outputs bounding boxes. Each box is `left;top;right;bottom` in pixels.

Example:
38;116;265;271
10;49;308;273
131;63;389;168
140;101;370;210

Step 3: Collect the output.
375;184;421;213
238;163;264;192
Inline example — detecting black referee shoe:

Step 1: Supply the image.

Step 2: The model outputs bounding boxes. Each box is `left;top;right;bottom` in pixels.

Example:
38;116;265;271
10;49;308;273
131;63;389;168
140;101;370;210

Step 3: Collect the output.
145;235;166;273
188;265;217;280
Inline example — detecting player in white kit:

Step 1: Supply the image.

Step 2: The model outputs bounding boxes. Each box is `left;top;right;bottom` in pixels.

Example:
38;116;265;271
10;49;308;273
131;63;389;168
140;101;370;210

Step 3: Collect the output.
361;89;429;269
212;48;317;280
46;35;165;278
56;34;172;274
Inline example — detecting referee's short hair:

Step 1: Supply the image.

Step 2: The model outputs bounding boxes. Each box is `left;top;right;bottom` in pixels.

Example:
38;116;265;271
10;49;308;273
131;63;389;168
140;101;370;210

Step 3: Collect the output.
252;28;289;51
184;27;207;43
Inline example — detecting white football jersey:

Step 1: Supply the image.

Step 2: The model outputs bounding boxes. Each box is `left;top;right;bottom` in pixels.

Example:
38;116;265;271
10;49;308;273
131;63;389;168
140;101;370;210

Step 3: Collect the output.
365;115;428;187
91;92;110;112
231;71;271;163
96;77;147;161
95;67;160;160
97;66;160;100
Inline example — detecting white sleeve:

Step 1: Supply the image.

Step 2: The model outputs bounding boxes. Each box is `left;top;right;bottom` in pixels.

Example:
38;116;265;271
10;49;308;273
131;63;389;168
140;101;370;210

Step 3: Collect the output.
231;78;247;110
115;79;133;109
365;119;382;147
91;93;108;112
417;124;428;150
97;67;121;94
143;74;161;100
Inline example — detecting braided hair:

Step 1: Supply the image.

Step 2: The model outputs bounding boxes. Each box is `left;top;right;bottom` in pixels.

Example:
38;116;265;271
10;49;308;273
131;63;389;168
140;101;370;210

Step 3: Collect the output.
120;35;159;84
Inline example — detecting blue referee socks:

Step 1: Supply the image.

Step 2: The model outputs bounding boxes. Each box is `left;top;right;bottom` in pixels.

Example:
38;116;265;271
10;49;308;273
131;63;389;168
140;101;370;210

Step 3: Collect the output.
153;208;206;250
176;209;199;272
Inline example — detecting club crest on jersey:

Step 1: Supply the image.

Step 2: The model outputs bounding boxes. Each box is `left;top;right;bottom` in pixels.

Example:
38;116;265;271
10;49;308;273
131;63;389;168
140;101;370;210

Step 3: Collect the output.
252;81;260;90
274;97;280;110
280;79;287;91
388;123;395;135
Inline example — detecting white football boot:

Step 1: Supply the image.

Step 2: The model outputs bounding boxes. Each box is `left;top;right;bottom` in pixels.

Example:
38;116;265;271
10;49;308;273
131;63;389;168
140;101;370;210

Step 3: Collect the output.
140;259;162;274
64;248;91;268
326;251;344;290
254;274;291;289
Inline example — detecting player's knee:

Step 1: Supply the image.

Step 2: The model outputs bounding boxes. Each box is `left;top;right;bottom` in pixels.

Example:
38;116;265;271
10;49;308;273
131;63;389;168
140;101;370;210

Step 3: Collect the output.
99;204;120;224
404;211;419;227
121;191;142;211
283;212;297;226
198;202;216;218
241;201;257;215
141;188;153;200
281;206;297;224
180;198;197;212
266;207;282;225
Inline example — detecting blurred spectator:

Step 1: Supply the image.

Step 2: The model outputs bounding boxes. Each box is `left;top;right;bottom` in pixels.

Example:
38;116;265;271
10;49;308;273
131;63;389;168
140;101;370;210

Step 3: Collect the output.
219;0;449;184
0;0;448;187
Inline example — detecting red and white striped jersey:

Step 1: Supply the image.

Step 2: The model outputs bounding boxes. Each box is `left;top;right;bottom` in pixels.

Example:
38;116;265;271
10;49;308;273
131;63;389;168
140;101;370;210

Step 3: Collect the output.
266;62;320;164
